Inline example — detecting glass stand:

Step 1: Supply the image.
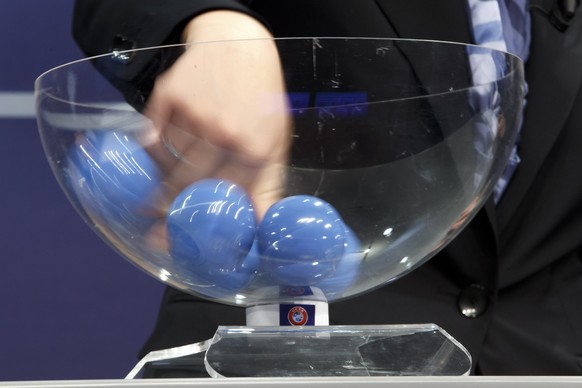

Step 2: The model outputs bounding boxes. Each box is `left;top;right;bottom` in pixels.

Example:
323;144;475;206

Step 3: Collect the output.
127;324;471;378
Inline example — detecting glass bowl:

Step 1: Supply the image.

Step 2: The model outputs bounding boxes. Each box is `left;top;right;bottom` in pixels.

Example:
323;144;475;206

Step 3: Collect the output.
35;38;524;308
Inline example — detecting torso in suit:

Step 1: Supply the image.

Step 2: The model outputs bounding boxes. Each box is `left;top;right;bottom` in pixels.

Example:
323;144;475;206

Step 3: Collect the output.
73;0;582;375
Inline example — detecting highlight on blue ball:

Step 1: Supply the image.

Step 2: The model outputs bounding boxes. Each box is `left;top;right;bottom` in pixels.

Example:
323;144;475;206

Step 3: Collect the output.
167;178;258;291
67;130;161;231
257;195;347;286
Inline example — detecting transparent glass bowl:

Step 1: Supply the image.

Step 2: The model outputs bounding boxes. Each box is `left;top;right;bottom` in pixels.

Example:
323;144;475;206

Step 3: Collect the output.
36;38;524;307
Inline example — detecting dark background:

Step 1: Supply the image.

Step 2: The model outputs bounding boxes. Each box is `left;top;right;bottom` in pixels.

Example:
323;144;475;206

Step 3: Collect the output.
0;1;165;381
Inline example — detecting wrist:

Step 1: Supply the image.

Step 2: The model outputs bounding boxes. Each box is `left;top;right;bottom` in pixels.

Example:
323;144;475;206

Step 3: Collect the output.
181;10;273;43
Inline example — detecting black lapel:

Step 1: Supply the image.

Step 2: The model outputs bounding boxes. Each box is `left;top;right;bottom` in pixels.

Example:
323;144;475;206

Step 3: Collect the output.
373;0;473;95
374;0;473;43
497;8;582;231
375;0;501;246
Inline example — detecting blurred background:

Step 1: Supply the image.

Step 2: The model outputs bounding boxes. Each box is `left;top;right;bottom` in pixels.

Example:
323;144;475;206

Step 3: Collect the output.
0;1;165;381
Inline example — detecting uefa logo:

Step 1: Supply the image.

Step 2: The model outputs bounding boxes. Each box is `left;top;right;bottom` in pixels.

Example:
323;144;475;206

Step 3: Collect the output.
288;306;309;326
284;286;306;296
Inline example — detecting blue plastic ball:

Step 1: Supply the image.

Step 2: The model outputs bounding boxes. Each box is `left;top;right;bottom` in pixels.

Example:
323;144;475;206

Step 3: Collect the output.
76;131;159;205
167;179;258;290
317;226;363;297
257;195;346;286
68;130;161;231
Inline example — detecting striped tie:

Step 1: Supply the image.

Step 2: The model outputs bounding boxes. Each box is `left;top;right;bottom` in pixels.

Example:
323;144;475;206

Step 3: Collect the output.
466;0;530;204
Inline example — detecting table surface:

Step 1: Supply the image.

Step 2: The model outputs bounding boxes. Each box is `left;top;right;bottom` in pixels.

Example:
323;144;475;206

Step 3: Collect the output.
2;377;582;388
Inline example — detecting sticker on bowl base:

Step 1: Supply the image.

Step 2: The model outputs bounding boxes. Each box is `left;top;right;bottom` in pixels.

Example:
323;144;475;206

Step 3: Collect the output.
280;304;315;326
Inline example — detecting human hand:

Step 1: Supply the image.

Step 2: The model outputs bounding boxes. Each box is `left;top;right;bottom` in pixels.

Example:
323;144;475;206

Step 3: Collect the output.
140;11;291;251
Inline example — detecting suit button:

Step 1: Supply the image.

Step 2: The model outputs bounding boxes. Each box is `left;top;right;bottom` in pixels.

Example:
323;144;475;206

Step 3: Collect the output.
458;284;488;318
110;34;136;64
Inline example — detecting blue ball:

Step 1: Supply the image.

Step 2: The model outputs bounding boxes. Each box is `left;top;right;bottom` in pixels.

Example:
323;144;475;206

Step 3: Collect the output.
167;179;258;291
68;130;161;231
257;195;346;286
76;131;160;205
317;226;363;297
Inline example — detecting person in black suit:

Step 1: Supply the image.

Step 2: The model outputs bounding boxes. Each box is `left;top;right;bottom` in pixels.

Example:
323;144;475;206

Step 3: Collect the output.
72;0;582;375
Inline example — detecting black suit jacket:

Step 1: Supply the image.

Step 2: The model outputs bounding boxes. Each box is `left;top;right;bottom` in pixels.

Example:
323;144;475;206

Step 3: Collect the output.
73;0;582;375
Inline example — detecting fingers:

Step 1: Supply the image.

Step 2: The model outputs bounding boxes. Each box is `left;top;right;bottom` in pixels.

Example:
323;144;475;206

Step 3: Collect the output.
157;132;286;220
135;24;292;254
141;115;288;221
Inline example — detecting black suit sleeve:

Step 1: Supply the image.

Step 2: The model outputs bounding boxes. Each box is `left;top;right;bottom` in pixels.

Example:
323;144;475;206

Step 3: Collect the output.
72;0;260;55
72;0;264;107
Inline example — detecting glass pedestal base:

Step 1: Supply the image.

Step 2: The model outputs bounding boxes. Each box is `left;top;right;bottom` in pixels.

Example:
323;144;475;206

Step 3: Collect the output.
127;324;471;378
